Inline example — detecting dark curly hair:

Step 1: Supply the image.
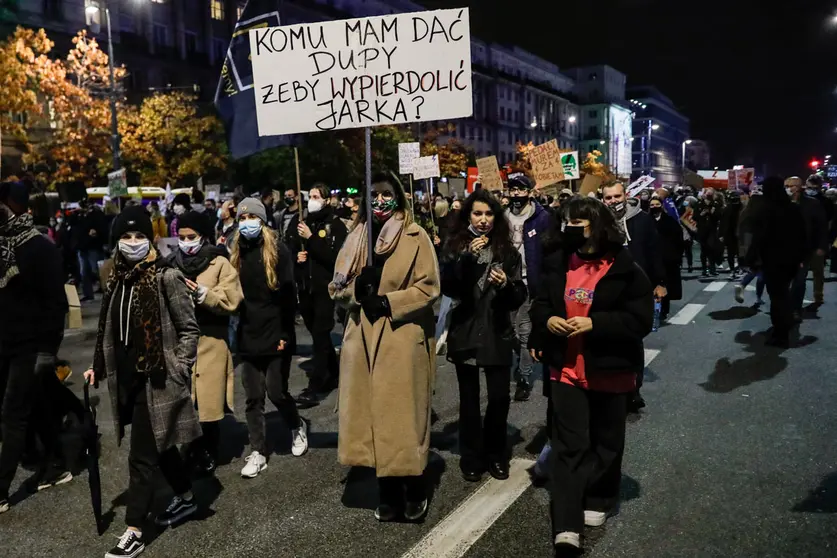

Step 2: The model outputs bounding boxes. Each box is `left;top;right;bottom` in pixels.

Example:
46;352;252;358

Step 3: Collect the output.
562;196;625;252
444;189;514;260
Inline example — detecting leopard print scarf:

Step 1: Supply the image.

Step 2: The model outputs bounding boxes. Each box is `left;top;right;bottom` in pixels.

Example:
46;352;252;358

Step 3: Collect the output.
94;254;165;377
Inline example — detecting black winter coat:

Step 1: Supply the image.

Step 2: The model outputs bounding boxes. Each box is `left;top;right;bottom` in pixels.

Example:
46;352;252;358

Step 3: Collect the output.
625;209;665;287
286;206;349;296
653;212;684;301
441;245;527;367
529;247;653;377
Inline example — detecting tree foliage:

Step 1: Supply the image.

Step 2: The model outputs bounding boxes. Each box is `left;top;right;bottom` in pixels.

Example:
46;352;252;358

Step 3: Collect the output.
581;149;615;182
119;91;228;187
421;125;470;177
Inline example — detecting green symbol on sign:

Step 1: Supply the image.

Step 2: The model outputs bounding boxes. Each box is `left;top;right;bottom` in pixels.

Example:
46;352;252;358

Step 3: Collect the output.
562;154;576;167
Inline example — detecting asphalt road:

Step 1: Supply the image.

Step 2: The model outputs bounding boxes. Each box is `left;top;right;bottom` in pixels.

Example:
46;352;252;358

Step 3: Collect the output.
1;269;836;558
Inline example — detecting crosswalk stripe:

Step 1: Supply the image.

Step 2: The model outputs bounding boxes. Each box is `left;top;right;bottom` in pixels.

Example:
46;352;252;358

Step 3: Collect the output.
703;281;727;292
401;459;536;558
668;303;705;325
644;348;661;367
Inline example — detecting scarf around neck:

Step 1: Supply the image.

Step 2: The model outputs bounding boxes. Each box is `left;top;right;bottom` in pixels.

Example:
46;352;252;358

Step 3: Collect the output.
0;212;41;289
170;242;222;281
330;213;406;295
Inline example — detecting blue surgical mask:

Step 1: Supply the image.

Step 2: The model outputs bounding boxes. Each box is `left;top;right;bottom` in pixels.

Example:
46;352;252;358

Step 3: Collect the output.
239;220;262;239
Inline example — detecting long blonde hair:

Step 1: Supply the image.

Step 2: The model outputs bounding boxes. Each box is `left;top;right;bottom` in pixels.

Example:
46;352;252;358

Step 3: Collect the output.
229;223;280;290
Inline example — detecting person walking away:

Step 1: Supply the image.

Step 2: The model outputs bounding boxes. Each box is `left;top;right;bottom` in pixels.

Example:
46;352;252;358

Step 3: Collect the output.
679;196;698;272
286;184;348;409
505;175;553;402
719;191;743;279
169;193;191;238
649;197;684;321
601;182;664;412
695;189;723;277
804;175;833;305
230;198;308;478
441;190;527;483
529;196;653;556
743;177;807;347
166;211;243;475
785;176;827;321
734;188;766;306
329;173;440;522
274;188;302;240
0;181;71;514
81;205;203;558
72;199;108;301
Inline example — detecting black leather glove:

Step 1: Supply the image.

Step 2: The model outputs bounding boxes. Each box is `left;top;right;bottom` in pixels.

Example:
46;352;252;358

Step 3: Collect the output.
361;295;391;323
35;353;57;377
355;266;383;300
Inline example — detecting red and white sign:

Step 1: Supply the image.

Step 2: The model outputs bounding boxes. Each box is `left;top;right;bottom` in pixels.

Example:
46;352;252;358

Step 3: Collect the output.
729;168;755;191
697;170;729;189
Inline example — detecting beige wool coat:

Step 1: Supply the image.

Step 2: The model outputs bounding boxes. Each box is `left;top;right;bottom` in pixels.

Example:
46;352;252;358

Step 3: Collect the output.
332;222;440;477
193;256;243;422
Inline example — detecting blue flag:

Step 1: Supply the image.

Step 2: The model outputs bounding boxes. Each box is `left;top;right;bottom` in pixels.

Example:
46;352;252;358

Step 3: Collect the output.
214;0;286;160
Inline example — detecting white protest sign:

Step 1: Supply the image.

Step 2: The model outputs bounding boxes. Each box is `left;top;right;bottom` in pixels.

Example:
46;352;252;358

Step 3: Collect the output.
249;9;473;136
412;155;440;180
398;142;421;175
626;175;656;198
206;184;221;201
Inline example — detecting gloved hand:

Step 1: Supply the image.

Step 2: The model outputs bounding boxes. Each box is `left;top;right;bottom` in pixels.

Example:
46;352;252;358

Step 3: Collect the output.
35;353;57;377
355;266;383;301
361;295;391;323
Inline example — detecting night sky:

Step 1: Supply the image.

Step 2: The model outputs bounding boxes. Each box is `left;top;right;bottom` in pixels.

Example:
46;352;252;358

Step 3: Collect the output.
421;0;837;176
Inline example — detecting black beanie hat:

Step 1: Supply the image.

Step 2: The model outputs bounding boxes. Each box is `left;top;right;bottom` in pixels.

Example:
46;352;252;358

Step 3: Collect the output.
111;205;154;242
177;210;212;239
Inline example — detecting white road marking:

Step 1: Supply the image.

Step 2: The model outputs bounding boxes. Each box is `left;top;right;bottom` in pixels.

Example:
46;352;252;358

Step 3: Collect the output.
401;459;536;558
668;303;705;325
644;349;661;367
745;285;756;292
704;281;727;292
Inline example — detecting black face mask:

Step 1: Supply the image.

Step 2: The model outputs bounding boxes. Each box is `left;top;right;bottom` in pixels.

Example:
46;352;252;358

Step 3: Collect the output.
563;225;587;251
510;196;529;211
284;197;296;207
650;207;663;216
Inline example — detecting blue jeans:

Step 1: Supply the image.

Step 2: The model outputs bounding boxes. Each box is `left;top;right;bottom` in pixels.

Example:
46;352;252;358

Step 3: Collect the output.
512;294;534;387
76;248;104;299
739;270;765;300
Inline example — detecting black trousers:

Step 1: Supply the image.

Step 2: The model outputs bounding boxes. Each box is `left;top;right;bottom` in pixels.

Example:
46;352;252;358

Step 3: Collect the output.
125;386;191;527
299;291;339;390
699;240;716;273
0;353;62;499
550;381;628;535
454;364;511;469
378;475;425;506
239;355;301;455
764;265;796;341
726;242;738;272
682;239;694;270
191;421;221;460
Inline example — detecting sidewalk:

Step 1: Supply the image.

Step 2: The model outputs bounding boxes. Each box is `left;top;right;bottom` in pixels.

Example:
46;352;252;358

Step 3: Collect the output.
63;297;101;343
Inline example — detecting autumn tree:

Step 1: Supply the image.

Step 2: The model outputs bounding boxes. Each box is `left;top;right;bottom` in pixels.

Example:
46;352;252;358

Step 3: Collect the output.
421;125;471;177
581;149;616;182
120;91;228;187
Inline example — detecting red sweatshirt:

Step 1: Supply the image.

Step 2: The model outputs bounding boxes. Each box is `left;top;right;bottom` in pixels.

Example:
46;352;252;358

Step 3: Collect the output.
550;253;637;393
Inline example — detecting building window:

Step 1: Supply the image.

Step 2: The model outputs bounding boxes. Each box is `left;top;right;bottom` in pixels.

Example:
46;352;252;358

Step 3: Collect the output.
588;125;598;136
185;31;198;54
487;129;492;141
120;12;136;32
508;131;512;144
44;0;63;20
211;0;225;21
153;24;168;47
478;127;483;141
588;110;597;118
468;126;474;140
499;107;505;120
514;110;518;122
527;92;532;103
213;38;227;62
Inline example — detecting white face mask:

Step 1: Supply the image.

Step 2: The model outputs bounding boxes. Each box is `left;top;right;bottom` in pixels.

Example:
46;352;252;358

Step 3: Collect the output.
178;237;202;256
118;239;151;262
308;198;324;214
173;204;186;216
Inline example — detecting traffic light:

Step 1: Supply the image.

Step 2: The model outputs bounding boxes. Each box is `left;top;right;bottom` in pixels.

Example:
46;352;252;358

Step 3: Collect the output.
811;160;820;169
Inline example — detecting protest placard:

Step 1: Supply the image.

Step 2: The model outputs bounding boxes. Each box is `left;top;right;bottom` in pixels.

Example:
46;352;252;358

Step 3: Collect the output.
626;175;656;197
530;140;565;189
249;9;473;136
398;142;421;175
561;151;580;180
580;174;604;197
206;184;222;201
412;155;440;180
108;169;127;198
476;156;503;191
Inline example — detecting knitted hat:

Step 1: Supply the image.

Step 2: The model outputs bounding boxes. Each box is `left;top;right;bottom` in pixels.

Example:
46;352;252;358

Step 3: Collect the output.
111;205;154;241
507;175;534;191
237;197;267;223
176;210;213;239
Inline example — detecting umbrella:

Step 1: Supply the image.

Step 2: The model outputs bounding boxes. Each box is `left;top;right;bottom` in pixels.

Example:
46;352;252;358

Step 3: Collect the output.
82;381;104;535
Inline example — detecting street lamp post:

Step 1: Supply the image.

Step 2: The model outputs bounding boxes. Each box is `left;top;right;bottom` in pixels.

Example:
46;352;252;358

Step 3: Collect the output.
86;1;121;173
681;139;693;183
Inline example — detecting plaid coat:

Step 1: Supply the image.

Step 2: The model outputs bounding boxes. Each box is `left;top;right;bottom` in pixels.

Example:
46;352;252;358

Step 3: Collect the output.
95;267;202;452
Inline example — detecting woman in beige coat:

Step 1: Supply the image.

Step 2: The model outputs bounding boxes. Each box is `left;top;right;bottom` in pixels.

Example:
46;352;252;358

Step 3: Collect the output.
330;173;440;523
167;211;243;474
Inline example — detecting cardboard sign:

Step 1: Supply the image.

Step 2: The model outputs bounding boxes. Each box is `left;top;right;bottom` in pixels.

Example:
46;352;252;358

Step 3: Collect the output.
530;140;565;189
398;142;421;175
626;175;656;198
205;184;221;201
107;168;128;198
729;168;755;191
64;284;82;330
249;9;473;136
476;156;504;191
412;155;440;180
561;151;580;180
579;173;604;197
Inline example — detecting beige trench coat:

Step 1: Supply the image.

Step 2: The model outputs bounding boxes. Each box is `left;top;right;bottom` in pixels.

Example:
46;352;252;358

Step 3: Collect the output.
332;223;440;477
193;256;243;422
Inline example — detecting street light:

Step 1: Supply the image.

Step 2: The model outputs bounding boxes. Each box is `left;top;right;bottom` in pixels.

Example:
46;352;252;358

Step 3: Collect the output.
85;0;121;174
651;124;660;131
568;115;576;123
599;140;606;145
681;139;693;178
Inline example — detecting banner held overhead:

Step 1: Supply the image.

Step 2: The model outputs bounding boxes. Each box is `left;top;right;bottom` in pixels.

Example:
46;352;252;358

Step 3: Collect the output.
249;9;473;136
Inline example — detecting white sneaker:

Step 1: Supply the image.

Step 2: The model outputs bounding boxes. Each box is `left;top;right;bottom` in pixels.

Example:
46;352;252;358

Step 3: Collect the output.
240;451;267;478
0;500;9;514
734;284;744;303
584;510;608;527
554;531;580;548
291;419;309;457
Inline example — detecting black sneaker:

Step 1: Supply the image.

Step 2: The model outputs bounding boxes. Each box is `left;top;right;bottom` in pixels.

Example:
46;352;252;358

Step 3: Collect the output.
154;495;197;526
374;503;397;522
295;388;320;409
36;470;73;492
105;529;145;558
404;498;429;522
514;383;532;402
627;393;646;413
